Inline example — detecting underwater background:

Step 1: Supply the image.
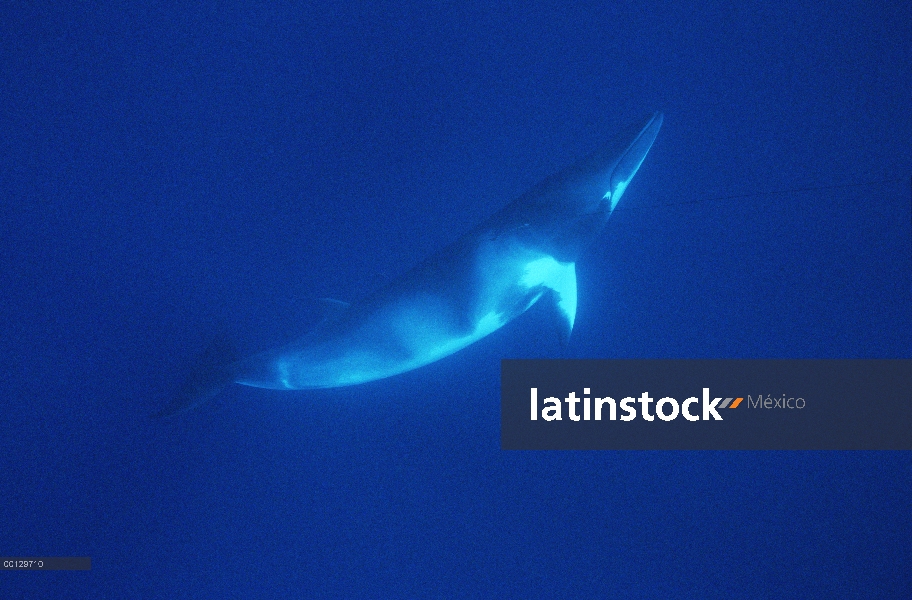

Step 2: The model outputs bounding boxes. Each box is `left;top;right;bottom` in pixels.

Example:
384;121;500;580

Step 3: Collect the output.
2;1;910;597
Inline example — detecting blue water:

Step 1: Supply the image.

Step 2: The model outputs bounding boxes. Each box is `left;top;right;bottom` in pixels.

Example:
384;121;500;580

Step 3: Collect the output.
2;1;910;597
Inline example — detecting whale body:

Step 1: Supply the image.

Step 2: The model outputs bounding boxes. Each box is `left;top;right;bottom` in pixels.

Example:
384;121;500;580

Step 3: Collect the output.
157;112;662;416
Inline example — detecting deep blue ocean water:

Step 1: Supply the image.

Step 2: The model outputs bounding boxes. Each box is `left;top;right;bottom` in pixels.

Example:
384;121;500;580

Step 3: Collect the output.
2;1;910;597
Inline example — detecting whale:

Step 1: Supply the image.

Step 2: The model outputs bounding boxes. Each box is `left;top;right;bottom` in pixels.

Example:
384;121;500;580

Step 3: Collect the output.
156;112;662;416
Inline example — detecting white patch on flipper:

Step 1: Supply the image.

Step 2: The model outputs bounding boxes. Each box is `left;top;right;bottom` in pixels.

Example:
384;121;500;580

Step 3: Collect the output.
519;256;577;333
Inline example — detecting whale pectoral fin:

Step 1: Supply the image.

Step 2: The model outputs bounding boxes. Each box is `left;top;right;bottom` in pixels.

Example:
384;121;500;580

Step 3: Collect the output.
541;261;577;345
520;257;578;342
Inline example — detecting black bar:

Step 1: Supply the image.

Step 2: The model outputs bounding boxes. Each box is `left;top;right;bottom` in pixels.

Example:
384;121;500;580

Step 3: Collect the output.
501;359;912;450
1;557;91;571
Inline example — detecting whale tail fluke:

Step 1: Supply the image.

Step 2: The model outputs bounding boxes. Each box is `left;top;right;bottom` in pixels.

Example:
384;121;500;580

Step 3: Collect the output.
153;338;240;418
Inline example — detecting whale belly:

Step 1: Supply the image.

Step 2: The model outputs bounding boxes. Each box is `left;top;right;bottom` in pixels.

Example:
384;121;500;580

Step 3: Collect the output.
237;237;575;390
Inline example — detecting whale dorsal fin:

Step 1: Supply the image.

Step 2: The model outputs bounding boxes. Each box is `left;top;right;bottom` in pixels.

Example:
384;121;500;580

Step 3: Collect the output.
312;297;352;328
318;297;351;312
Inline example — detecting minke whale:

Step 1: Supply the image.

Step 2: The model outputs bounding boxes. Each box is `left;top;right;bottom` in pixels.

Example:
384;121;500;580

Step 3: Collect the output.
156;112;662;416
